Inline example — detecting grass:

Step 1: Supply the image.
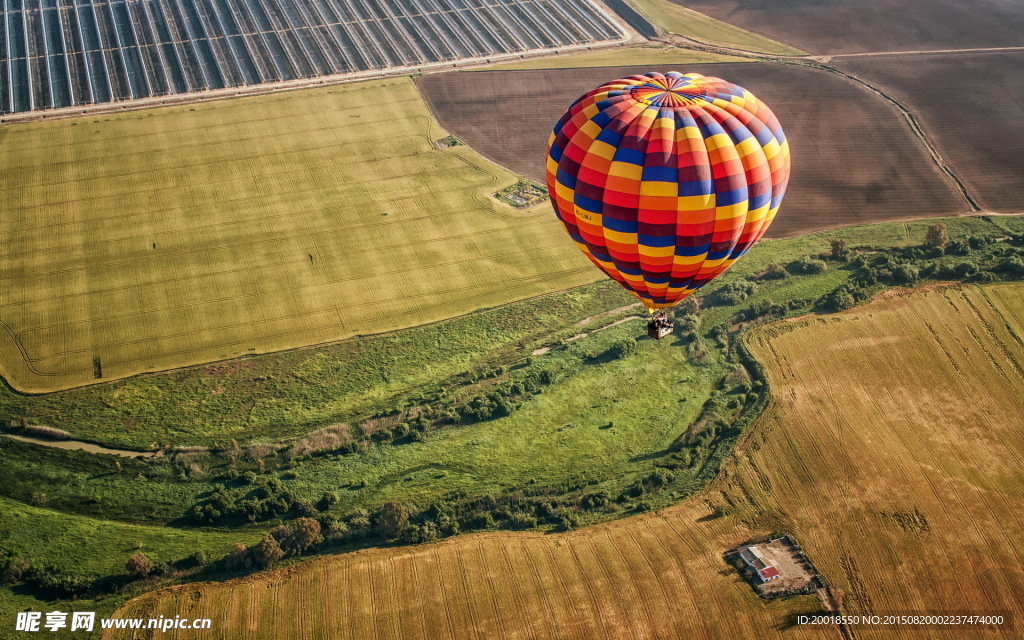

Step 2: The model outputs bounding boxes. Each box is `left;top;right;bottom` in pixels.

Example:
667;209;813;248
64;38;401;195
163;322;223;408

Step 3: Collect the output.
3;213;1024;630
0;76;596;393
625;0;806;55
105;281;1024;639
3;214;1012;450
0;496;256;579
472;44;749;70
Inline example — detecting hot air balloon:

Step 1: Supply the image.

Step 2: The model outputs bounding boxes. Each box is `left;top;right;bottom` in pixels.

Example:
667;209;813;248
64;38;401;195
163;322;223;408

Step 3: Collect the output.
545;71;790;339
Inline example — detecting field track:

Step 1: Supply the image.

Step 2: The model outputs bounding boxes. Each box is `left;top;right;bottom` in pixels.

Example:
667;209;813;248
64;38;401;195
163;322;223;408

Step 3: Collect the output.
0;77;597;392
419;62;966;238
106;283;1024;639
835;51;1024;213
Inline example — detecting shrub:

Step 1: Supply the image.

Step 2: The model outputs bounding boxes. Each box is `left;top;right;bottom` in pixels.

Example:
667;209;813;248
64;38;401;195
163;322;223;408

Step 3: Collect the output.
252;536;284;569
607;338;637;359
787;257;828;275
126;553;155;579
760;262;789;280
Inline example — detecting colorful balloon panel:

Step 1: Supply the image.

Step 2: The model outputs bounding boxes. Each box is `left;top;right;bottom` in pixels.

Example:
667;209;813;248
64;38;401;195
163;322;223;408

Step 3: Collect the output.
545;71;790;310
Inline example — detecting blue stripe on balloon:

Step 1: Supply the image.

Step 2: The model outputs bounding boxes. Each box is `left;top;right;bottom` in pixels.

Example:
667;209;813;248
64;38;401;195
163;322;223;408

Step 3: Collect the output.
612;148;645;166
639;234;677;248
603;216;638;233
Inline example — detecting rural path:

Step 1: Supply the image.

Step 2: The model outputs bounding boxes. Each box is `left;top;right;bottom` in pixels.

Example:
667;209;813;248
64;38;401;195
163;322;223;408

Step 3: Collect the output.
821;45;1024;60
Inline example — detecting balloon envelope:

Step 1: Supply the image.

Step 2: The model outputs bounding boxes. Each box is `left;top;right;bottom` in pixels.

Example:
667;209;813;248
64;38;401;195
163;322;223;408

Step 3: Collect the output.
545;71;790;310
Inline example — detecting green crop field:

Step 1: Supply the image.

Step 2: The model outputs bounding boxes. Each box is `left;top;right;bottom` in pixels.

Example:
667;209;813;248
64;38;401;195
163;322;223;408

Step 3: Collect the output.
0;78;596;393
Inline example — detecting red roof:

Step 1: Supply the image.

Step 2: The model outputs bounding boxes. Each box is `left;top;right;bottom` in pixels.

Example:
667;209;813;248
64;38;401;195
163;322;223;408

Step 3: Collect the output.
759;567;780;579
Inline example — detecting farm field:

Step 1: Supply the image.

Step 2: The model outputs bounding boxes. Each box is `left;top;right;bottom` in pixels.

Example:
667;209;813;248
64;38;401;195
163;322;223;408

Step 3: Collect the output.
674;0;1024;55
0;76;600;393
104;507;825;640
419;62;967;238
105;282;1024;639
736;284;1024;636
836;52;1024;213
624;0;804;55
2;214;1005;448
473;44;748;70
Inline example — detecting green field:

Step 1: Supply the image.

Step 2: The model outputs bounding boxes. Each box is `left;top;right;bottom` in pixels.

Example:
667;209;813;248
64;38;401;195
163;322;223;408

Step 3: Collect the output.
0;77;596;393
625;0;806;55
1;215;1007;449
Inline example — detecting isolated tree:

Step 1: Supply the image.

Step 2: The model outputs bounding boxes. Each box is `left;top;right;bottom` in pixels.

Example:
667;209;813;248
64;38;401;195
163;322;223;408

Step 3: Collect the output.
126;553;155;579
830;238;849;261
925;223;950;249
377;502;411;539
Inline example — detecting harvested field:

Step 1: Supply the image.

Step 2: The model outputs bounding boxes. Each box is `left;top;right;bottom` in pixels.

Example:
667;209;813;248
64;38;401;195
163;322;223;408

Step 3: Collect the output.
738;284;1024;635
0;77;597;392
419;63;966;238
837;52;1024;212
106;283;1024;639
674;0;1024;55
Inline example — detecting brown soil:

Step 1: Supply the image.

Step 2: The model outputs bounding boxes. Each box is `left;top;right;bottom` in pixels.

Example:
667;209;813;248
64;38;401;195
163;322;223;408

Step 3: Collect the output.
419;63;966;238
672;0;1024;55
836;51;1024;212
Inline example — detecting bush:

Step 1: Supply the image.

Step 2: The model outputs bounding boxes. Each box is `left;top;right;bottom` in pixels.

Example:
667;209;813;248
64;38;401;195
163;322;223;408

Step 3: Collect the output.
760;262;789;280
607;338;637;359
713;281;757;305
252;536;284;569
787;257;828;275
820;287;857;312
126;553;155;579
891;264;919;285
319;491;339;510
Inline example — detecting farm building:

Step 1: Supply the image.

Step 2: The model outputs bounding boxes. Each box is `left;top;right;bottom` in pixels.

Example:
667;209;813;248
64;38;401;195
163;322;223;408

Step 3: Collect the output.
739;545;781;582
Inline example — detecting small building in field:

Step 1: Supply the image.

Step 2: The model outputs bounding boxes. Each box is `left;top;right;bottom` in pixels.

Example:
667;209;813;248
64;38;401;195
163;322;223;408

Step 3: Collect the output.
739;545;781;582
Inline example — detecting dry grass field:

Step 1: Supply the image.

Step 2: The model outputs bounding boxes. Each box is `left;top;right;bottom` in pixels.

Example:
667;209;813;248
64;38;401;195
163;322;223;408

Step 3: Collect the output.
0;78;598;392
837;52;1024;213
419;63;966;238
105;283;1024;639
674;0;1024;55
736;284;1024;637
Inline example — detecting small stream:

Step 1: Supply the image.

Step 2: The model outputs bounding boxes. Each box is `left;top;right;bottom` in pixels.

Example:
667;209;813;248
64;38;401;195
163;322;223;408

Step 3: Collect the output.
0;433;156;459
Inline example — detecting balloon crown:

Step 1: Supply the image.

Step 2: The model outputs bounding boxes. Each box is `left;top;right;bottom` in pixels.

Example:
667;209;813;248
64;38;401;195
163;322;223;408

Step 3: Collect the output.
626;73;708;108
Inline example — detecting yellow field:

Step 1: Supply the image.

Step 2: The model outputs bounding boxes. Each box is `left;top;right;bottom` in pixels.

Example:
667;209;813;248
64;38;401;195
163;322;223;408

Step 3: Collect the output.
473;45;749;70
625;0;806;55
106;283;1024;639
0;78;596;392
